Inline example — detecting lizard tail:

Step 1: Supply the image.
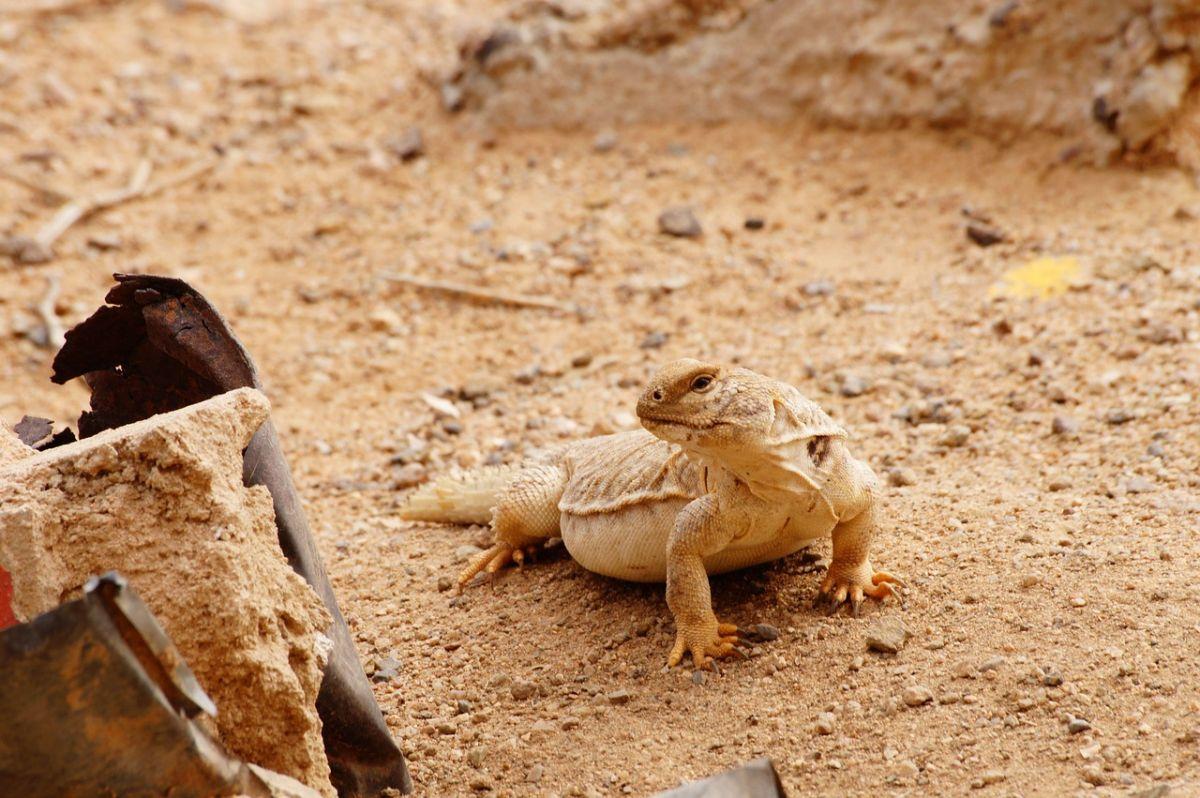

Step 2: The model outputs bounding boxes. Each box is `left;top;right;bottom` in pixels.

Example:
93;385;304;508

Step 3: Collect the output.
397;465;524;524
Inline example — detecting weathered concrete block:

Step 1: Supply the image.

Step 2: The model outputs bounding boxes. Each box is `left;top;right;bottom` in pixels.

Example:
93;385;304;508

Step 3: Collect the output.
0;388;334;796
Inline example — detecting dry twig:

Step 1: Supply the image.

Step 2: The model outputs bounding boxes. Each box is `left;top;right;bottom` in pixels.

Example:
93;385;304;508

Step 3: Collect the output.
2;157;219;264
381;272;574;312
34;274;65;350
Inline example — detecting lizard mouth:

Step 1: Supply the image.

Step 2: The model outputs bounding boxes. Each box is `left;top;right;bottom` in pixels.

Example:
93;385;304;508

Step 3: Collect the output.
639;415;724;432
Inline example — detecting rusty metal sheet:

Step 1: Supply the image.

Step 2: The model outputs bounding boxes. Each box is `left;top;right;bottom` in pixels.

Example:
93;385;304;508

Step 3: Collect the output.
0;573;272;798
51;273;411;797
655;759;788;798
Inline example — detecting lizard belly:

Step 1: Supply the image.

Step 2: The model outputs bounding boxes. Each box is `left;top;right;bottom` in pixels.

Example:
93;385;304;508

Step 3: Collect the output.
560;500;687;582
705;501;836;575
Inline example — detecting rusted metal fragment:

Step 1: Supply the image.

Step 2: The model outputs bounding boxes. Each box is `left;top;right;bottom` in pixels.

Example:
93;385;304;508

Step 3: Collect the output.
51;274;412;797
0;573;274;798
12;415;75;450
655;759;788;798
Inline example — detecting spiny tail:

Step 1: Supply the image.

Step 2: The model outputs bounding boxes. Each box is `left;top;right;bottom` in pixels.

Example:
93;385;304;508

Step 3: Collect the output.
397;465;524;525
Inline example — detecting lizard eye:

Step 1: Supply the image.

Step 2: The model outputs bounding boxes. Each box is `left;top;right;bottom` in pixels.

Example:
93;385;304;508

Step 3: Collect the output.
689;375;714;392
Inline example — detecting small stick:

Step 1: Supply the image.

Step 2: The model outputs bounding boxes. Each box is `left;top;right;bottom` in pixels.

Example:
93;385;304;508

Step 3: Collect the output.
34;274;65;350
18;157;218;262
381;272;574;312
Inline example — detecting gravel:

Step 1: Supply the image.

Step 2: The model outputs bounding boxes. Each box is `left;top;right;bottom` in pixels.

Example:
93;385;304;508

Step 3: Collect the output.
657;206;702;237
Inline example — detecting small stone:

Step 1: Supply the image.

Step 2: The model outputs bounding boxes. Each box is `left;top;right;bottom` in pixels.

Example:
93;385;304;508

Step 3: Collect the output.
802;280;835;297
510;680;537;700
469;777;494;792
1069;596;1087;607
437;576;453;592
455;544;484;563
952;661;977;679
902;684;933;707
1018;574;1041;589
393;463;428;489
1081;765;1106;786
865;618;908;654
640;331;669;349
658;206;702;237
1068;716;1092;734
887;467;918;487
371;656;401;683
691;670;707;686
467;746;488;768
966;223;1004;247
970;771;1006;789
1051;416;1079;435
1141;324;1184;345
815;712;836;735
839;374;868;397
744;216;765;230
385;126;424;160
527;764;545;783
593;130;618;152
1047;477;1072;492
1042;670;1063;687
1105;408;1136;425
420;392;461;419
1124;475;1154;494
749;623;780;642
456;699;473;715
606;689;633;705
939;424;971;447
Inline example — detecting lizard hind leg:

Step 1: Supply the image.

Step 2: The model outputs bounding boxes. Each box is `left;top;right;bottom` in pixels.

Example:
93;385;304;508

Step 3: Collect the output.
457;464;566;591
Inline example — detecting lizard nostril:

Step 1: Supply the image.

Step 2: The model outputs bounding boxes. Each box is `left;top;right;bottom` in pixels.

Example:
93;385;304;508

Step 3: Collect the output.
651;389;663;401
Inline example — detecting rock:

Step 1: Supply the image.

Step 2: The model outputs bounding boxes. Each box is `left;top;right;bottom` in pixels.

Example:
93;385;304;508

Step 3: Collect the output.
1069;596;1087;607
970;771;1006;789
1047;477;1072;492
0;427;30;467
1068;716;1092;734
952;661;977;679
978;656;1006;672
420;392;461;419
1081;765;1106;786
1141;324;1183;345
902;685;933;707
865;618;908;654
371;656;401;683
886;467;918;487
815;712;836;735
469;777;494;792
0;389;334;794
749;623;781;642
1124;476;1154;494
691;670;707;686
593;130;618;152
393;463;428;489
1117;55;1191;149
384;126;424;161
744;216;765;230
657;206;702;237
939;424;971;447
1051;415;1079;435
0;235;53;264
1018;574;1041;589
1042;670;1063;687
802;280;835;297
1105;409;1136;425
455;544;484;563
640;331;669;349
606;689;633;705
966;223;1004;247
510;680;537;700
467;746;487;768
839;374;868;397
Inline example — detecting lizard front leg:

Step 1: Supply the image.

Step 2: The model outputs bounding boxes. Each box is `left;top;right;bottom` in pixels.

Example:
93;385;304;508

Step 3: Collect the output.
813;497;903;616
665;487;757;668
458;464;565;591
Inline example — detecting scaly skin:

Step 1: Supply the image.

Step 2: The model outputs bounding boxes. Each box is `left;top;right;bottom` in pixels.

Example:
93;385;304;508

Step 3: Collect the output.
400;358;902;668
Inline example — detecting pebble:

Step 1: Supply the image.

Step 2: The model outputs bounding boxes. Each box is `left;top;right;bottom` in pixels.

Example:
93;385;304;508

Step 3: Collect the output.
1069;596;1087;607
744;216;765;230
1068;716;1092;734
1018;574;1041;589
1081;765;1106;786
1051;415;1080;435
437;576;453;592
470;777;494;792
966;222;1004;247
970;771;1006;789
902;685;933;707
1105;408;1136;425
952;661;977;679
692;671;708;686
606;689;633;705
886;467;918;487
371;656;401;683
467;746;488;768
640;331;669;349
1124;476;1155;493
939;424;971;447
815;712;836;735
865;618;908;654
385;126;424;160
802;280;835;297
393;463;428;489
978;656;1006;672
593;130;618;152
749;623;781;642
658;206;702;237
455;545;483;563
1042;670;1063;687
839;374;868;397
510;680;537;700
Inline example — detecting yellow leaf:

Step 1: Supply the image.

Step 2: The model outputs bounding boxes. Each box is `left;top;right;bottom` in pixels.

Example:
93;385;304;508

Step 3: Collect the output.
990;257;1082;299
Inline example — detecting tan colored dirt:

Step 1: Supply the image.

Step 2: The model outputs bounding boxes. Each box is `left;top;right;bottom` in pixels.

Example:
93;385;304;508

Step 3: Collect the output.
1;1;1199;796
0;427;28;465
0;389;335;796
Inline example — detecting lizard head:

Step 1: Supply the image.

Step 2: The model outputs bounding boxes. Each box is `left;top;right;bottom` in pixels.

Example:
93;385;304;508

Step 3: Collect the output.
636;358;775;452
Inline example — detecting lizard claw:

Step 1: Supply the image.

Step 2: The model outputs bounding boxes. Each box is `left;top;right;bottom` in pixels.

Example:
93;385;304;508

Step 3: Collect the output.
668;620;741;670
814;568;904;616
456;541;542;592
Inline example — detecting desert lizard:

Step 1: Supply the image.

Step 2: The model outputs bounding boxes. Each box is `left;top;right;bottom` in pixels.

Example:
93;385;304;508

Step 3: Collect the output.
400;358;902;667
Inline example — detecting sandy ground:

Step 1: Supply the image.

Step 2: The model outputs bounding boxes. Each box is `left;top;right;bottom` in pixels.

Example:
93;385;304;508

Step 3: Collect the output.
2;2;1199;797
